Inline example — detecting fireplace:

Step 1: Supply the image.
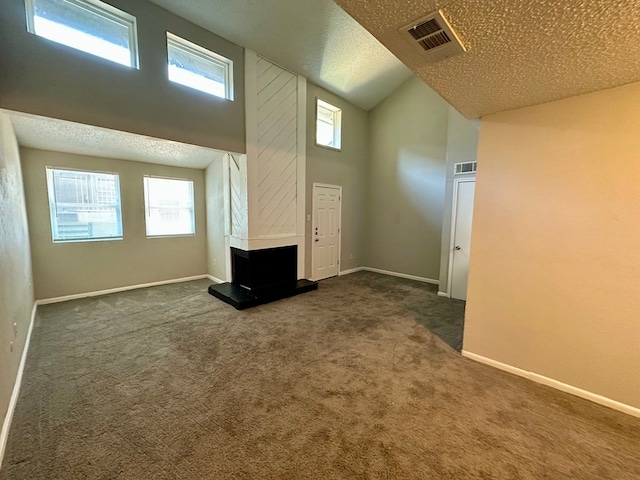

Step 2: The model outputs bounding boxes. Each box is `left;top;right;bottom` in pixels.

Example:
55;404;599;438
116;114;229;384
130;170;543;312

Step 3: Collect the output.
232;245;296;295
208;245;317;309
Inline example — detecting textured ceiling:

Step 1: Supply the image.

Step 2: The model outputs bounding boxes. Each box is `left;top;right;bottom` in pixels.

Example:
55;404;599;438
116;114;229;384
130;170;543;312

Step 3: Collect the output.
147;0;412;111
8;112;225;169
334;0;640;118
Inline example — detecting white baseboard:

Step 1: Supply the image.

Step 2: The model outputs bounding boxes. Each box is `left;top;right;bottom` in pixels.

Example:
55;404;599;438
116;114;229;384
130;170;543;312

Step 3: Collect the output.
462;350;640;419
0;302;37;468
336;266;439;285
361;267;439;285
437;291;450;298
339;267;365;276
37;275;210;305
207;275;225;284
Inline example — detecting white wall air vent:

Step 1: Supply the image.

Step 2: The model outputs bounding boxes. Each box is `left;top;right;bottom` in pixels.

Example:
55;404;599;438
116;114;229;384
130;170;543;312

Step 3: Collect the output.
400;10;466;62
454;161;477;175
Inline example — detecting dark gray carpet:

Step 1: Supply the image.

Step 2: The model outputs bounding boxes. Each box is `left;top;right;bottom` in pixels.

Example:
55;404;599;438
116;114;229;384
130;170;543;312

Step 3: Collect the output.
1;271;639;479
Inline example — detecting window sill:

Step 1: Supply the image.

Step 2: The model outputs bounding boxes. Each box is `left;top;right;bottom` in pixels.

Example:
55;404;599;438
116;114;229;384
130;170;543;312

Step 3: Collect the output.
53;237;123;244
315;142;342;152
145;233;196;239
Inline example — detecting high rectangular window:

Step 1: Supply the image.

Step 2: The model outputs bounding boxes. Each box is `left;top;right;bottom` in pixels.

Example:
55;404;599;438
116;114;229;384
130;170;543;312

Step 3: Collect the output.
316;99;342;150
144;176;195;237
167;32;234;100
25;0;139;68
46;167;123;242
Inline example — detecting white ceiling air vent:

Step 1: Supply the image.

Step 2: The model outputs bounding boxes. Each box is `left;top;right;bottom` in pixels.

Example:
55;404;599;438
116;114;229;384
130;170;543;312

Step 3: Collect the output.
400;10;466;62
454;161;477;175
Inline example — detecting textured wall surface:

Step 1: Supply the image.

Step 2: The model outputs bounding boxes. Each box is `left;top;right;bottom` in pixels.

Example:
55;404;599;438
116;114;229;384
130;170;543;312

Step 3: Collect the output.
464;81;640;408
366;77;448;280
21;148;207;300
0;113;34;442
305;83;369;277
0;0;245;152
336;0;640;118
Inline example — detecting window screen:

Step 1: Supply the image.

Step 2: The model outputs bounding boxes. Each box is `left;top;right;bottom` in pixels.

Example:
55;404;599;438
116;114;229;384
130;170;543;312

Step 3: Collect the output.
25;0;138;68
167;32;233;100
46;167;123;242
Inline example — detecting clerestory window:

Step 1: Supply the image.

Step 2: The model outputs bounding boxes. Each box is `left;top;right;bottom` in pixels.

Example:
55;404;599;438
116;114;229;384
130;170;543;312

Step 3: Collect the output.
25;0;139;68
167;32;234;100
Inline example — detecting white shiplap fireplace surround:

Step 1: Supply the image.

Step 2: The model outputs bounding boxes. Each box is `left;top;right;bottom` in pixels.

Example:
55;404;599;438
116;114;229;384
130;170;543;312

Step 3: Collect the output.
222;51;307;281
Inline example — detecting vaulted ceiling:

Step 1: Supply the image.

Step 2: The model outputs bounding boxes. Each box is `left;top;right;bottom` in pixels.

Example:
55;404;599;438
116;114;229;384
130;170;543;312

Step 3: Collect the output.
147;0;640;118
17;0;638;162
10;0;417;167
335;0;640;118
147;0;413;111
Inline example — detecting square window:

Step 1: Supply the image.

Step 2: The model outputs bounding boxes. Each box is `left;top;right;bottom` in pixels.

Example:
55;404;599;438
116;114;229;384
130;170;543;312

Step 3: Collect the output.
46;167;123;242
167;32;234;100
144;176;195;237
316;99;342;150
25;0;139;68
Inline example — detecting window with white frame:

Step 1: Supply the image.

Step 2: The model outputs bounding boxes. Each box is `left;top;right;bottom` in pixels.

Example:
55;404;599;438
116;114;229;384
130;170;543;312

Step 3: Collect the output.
166;32;234;100
24;0;139;68
46;167;123;242
144;176;195;237
316;99;342;150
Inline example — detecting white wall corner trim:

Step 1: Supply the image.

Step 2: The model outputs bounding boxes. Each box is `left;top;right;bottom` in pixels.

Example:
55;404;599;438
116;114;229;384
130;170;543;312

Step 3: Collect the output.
207;275;225;284
339;267;365;276
461;350;640;419
37;275;210;305
437;291;450;298
362;267;439;285
296;76;307;279
0;302;37;468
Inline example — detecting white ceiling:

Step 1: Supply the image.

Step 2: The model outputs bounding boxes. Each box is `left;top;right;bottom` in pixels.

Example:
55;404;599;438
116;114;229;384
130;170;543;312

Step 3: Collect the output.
335;0;640;118
8;111;226;169
147;0;413;111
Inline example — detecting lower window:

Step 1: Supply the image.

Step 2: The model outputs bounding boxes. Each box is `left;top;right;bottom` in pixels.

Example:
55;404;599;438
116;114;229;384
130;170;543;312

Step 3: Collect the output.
46;167;123;242
143;176;195;236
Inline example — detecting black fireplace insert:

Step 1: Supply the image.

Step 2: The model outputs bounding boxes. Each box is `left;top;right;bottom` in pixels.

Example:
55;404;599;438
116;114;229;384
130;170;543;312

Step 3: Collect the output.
208;245;317;309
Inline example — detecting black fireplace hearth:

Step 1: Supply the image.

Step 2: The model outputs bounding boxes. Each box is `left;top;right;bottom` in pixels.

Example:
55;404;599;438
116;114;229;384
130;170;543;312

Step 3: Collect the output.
208;245;317;309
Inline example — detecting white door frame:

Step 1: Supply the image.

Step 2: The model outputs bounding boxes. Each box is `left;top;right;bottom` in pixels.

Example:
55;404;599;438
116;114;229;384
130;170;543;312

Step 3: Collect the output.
447;177;475;297
311;183;342;281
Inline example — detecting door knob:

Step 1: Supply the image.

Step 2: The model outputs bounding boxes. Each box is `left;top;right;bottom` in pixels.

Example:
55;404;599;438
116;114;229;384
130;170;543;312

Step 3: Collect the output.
455;246;461;250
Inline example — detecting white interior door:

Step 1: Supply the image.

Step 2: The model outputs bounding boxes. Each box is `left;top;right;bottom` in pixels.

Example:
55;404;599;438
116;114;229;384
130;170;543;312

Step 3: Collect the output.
450;179;475;300
313;185;341;280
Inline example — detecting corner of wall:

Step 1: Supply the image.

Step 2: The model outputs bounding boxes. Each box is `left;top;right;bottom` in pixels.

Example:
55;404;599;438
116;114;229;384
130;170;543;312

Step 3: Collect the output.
0;111;36;466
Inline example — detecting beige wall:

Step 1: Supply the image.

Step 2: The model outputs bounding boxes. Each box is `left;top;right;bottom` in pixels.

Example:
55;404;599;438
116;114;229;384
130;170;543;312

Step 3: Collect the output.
0;0;245;153
366;76;449;280
438;107;480;294
0;114;35;434
305;83;369;277
205;156;228;281
464;82;640;408
21;148;207;300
